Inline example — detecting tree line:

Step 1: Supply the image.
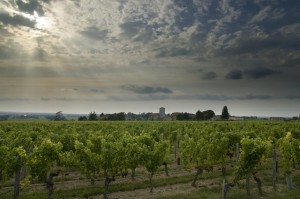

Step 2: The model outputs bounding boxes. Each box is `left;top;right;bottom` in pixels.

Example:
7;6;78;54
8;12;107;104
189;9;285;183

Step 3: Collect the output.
78;106;230;121
78;112;126;121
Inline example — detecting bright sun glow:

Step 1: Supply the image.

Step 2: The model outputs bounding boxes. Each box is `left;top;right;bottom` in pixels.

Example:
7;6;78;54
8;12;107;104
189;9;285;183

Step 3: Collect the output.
33;11;52;30
22;11;52;30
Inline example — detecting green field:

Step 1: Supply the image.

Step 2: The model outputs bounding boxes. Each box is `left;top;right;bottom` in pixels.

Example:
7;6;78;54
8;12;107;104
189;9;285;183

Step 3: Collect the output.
0;121;300;199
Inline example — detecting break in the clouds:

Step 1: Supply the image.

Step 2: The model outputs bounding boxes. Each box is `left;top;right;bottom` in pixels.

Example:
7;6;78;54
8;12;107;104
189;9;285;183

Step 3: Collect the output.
0;0;299;117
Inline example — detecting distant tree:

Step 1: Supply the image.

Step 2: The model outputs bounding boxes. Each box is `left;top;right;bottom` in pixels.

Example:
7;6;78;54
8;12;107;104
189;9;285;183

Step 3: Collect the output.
221;106;230;120
203;110;215;120
99;113;105;120
145;112;152;120
176;113;183;121
183;112;190;120
117;112;125;120
177;112;190;121
107;112;125;120
292;116;299;120
54;111;66;121
177;113;182;120
78;116;88;121
0;115;10;121
89;112;98;121
195;110;204;120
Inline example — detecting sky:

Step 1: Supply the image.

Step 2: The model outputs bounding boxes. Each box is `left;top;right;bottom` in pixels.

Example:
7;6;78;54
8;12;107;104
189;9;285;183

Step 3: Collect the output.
0;0;299;117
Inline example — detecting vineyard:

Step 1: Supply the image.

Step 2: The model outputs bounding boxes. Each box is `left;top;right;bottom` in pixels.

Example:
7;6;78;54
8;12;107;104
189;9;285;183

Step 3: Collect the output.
0;120;300;199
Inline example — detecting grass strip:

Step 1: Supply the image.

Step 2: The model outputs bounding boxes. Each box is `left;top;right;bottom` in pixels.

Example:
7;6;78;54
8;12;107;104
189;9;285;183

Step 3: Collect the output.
1;174;197;199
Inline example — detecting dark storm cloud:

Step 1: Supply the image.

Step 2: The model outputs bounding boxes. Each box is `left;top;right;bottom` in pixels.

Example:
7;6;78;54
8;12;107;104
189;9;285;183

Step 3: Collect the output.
121;85;173;94
202;71;217;80
221;34;300;56
0;11;35;28
226;69;243;80
16;0;44;16
80;27;108;40
244;67;282;79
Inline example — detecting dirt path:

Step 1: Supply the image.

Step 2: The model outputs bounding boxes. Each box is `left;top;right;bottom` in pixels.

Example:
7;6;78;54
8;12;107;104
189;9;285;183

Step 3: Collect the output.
3;164;193;192
0;163;224;198
75;178;218;199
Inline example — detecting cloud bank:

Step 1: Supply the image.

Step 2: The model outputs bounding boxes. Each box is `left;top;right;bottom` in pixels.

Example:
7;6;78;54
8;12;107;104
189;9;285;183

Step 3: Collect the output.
0;0;299;116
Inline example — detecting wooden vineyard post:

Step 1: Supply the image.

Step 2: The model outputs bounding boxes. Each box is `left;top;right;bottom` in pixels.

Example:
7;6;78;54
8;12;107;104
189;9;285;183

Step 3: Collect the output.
174;140;177;160
46;171;60;199
253;172;263;196
13;156;21;199
222;179;234;199
103;176;115;199
191;168;202;187
14;155;21;199
222;179;226;199
246;174;251;196
286;174;293;189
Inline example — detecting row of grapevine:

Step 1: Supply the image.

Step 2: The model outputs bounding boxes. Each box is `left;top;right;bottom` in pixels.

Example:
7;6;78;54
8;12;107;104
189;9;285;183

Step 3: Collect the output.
0;120;299;198
0;121;172;199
